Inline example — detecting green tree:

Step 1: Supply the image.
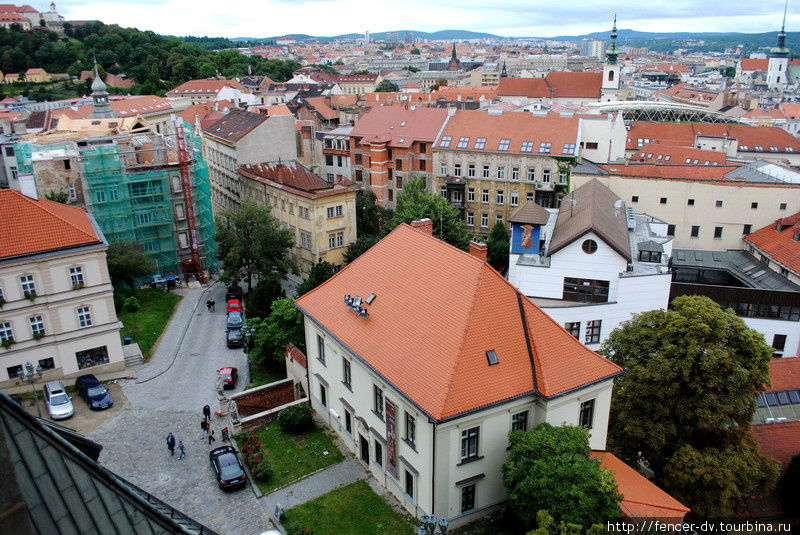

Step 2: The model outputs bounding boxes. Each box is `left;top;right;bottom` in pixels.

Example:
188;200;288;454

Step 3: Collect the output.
389;178;471;250
350;69;370;75
244;274;285;320
355;189;392;237
123;296;140;340
410;47;421;55
526;510;606;535
374;79;399;92
249;297;305;364
344;234;379;263
781;453;800;515
106;241;156;287
486;221;510;271
430;79;448;91
602;295;778;518
503;423;621;528
44;190;69;204
214;200;295;291
296;260;336;297
404;65;420;72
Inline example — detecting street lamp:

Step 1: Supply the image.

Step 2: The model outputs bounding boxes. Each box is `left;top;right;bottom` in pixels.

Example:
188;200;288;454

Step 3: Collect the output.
417;515;448;535
17;361;44;418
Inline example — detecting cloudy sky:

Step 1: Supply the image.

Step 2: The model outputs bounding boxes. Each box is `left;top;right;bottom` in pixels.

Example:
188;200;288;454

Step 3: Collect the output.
45;0;796;38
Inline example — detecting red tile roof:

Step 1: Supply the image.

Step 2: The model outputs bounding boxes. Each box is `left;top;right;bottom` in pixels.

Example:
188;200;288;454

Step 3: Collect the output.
767;357;800;391
286;343;307;368
350;106;449;148
0;190;101;260
0;12;27;21
633;143;729;165
0;4;37;13
599;162;740;181
751;421;800;469
744;213;800;275
591;451;690;519
740;59;768;72
166;79;246;97
497;77;550;98
302;96;338;121
743;108;786;120
294;224;623;421
239;161;330;192
497;73;602;99
626;122;800;153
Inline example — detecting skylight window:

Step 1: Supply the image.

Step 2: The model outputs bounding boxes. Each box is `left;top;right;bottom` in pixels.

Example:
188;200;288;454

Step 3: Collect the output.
539;142;551;154
498;139;511;151
563;143;576;155
439;136;452;148
685;158;691;164
520;141;534;152
770;146;778;151
457;136;470;149
474;137;486;150
786;147;794;152
486;350;499;366
740;145;749;150
664;155;671;161
755;146;763;151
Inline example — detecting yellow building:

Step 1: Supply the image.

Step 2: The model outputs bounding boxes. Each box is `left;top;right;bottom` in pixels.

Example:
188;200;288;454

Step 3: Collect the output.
24;68;50;83
238;162;357;274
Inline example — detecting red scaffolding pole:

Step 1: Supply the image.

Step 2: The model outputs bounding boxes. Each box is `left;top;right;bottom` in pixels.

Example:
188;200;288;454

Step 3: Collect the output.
174;118;205;282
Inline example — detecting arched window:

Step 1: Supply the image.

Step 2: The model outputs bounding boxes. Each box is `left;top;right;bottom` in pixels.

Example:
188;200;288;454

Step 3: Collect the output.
608;70;615;82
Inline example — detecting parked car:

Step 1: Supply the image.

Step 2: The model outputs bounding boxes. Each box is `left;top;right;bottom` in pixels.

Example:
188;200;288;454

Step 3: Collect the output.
226;328;244;348
74;374;113;410
226;299;242;313
43;380;74;420
226;311;243;330
209;446;247;490
217;367;239;389
225;285;243;302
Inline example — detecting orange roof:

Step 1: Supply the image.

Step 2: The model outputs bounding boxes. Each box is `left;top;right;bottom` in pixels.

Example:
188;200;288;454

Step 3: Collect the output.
591;451;690;519
433;85;498;101
166;79;246;97
781;102;800;120
752;421;800;469
599;162;740;181
626;122;800;153
497;77;550;98
740;58;768;72
303;96;338;121
25;68;44;74
110;95;172;117
436;110;579;157
657;83;720;102
294;224;623;421
0;190;102;260
744;213;800;274
497;73;602;99
743;108;786;120
767;357;800;391
633;143;728;165
350;106;448;148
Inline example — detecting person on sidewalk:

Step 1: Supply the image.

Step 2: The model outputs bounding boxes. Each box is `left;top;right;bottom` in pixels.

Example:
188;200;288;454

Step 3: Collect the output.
200;418;208;439
207;428;215;445
166;432;176;456
202;404;211;421
177;440;186;460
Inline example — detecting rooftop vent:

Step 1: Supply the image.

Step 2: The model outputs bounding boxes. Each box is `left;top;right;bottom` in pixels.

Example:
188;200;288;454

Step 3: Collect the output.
625;207;636;231
344;293;377;318
486;350;499;366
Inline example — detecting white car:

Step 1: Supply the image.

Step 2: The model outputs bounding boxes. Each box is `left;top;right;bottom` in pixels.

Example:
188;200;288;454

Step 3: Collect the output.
43;380;74;420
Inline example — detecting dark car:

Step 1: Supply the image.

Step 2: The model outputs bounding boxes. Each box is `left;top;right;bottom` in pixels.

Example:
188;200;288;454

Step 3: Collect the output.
217;367;238;389
226;311;243;330
209;446;247;490
74;374;113;410
226;328;244;348
225;285;243;302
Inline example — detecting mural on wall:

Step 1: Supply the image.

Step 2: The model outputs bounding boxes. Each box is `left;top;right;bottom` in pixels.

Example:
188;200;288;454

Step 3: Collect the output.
385;398;398;478
511;222;541;255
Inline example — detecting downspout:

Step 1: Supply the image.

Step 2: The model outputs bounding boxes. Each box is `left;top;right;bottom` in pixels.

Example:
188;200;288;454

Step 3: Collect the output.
431;420;437;515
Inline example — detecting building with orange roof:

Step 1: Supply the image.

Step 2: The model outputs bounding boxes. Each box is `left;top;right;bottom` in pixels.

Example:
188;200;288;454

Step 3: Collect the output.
632;143;730;166
745;213;800;287
755;357;800;424
0;188;125;390
165;79;247;106
0;12;31;30
655;83;726;111
23;68;49;83
294;221;623;526
497;72;603;105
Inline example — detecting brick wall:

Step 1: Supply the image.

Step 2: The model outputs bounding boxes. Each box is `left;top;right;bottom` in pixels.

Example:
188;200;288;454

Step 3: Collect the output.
232;379;295;417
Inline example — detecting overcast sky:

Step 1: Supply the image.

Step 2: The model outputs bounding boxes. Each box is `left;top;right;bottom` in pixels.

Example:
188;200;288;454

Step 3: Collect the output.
46;0;796;38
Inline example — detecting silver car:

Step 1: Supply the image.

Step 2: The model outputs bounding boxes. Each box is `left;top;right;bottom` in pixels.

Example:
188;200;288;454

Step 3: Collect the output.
43;380;74;420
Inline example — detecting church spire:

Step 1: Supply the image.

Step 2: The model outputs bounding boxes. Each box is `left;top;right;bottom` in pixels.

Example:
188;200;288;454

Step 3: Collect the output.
501;61;508;78
605;13;619;65
771;0;789;58
89;57;115;119
451;42;458;62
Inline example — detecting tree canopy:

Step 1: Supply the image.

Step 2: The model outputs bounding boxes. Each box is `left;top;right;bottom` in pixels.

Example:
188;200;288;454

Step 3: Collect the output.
375;79;399;92
296;260;336;297
106;241;156;287
602;295;778;518
502;423;621;528
344;234;380;264
388;178;471;250
355;189;392;237
244;275;285;320
486;221;510;271
248;297;305;365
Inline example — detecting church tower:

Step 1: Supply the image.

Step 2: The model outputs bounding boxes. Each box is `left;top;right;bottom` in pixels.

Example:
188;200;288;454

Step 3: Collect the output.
767;1;790;92
447;42;460;71
89;60;115;119
601;14;621;102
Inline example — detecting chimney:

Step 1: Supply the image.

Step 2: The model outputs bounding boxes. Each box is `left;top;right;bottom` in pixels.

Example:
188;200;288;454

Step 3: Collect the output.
18;174;38;200
410;218;433;236
469;240;488;262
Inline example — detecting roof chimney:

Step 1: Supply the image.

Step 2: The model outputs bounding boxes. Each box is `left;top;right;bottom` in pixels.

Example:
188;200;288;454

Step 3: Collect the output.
410;218;433;236
18;174;38;200
469;240;488;262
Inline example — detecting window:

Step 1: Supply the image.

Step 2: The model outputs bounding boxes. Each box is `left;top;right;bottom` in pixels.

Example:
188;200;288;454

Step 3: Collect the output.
539;142;551;153
395;159;403;171
511;167;519;180
559;171;567;184
542;169;551;183
584;142;599;149
511;411;528;432
69;266;84;288
691;226;700;238
76;345;110;370
511;191;519;206
660;197;667;204
457;136;470;149
564;278;609;303
496;190;504;205
468;188;475;202
498;139;510;151
566;321;581;339
751;202;758;209
29;316;45;336
405;412;416;446
527;168;535;181
7;364;22;380
77;306;92;328
419;159;426;171
585;320;601;344
481;213;488;228
481;189;489;203
520;141;534;152
474;138;487;150
68;184;77;201
440;162;448;175
440;185;447;198
374;385;384;416
460;427;479;461
631;195;639;203
317;335;325;364
320;383;327;407
20;275;35;296
581;239;598;254
496;213;504;224
342;358;351;387
639;250;662;263
39;358;54;371
396;176;403;188
497;167;505;180
714;226;723;239
715;200;723;207
526;191;534;201
329;234;336;249
688;198;695;206
375;440;383;467
419;143;426;153
345;410;352;434
780;203;787;210
405;470;414;498
743;224;752;235
325;154;334;166
579;399;595;429
468;164;475;178
300;232;312;249
4;146;13;157
454;164;462;177
439;136;452;148
467;212;474;226
337;232;344;248
563;143;576;155
665;224;675;237
0;322;12;342
461;484;476;513
326;205;343;218
772;334;787;358
482;165;489;178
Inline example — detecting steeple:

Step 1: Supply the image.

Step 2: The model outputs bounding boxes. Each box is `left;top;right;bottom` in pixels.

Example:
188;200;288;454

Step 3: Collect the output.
447;42;460;71
605;13;619;65
771;0;789;58
89;58;115;119
501;61;508;78
450;42;458;62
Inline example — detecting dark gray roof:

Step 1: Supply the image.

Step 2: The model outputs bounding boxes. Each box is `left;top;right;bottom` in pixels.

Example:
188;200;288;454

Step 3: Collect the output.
722;160;800;184
638;240;664;252
509;200;551;225
0;392;218;535
672;249;800;292
204;109;267;143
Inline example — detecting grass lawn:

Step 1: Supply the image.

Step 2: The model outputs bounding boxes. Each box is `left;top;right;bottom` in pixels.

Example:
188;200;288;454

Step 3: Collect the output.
246;360;287;390
281;479;417;535
250;420;343;494
116;288;182;360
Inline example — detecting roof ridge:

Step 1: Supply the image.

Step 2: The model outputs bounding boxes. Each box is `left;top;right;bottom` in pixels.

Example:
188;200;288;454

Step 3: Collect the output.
8;192;98;245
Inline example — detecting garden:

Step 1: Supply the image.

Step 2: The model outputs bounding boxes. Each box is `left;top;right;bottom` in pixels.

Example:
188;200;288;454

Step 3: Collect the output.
114;288;182;359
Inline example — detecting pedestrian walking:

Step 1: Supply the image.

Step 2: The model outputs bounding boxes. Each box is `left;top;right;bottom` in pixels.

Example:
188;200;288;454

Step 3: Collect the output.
221;427;229;442
202;404;211;421
200;418;208;439
207;428;215;445
177;440;186;460
209;298;216;312
166;432;175;456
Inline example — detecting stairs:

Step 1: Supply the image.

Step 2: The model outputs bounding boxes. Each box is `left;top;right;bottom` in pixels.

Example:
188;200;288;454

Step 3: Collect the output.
122;343;144;367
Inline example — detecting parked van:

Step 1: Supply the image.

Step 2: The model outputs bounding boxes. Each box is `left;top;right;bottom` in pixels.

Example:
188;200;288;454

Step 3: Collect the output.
43;380;74;420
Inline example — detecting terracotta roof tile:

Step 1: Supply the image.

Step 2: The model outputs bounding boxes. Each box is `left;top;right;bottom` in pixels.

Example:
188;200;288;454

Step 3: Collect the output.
744;213;800;275
238;161;332;193
0;190;101;260
497;73;602;99
600;163;741;181
350;106;448;148
752;421;800;469
767;357;800;391
740;59;769;72
633;143;729;165
497;77;550;98
294;224;622;421
626;122;800;153
166;79;246;97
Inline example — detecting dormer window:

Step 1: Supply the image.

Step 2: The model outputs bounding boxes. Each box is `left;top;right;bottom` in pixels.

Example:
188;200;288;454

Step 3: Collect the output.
638;250;662;263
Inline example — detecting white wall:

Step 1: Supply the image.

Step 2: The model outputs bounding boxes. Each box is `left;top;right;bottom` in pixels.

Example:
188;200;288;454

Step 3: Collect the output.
744;316;800;359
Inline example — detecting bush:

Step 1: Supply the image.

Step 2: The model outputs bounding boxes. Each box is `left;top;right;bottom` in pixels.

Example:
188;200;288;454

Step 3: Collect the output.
251;457;273;481
278;404;314;434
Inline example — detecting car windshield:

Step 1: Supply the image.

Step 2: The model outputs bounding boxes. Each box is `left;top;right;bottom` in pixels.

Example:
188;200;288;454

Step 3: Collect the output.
219;455;243;478
50;393;69;406
220;374;232;381
87;386;107;397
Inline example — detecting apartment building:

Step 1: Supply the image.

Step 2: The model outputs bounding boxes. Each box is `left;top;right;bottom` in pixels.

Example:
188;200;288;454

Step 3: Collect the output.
238;162;356;275
0;188;124;389
166;79;247;105
321;126;353;183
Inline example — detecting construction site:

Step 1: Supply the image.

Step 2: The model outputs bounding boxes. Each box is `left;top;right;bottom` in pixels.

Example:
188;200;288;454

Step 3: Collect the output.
14;119;217;280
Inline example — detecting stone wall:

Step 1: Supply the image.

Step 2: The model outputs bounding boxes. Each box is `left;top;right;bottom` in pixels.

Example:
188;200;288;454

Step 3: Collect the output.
231;378;295;417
